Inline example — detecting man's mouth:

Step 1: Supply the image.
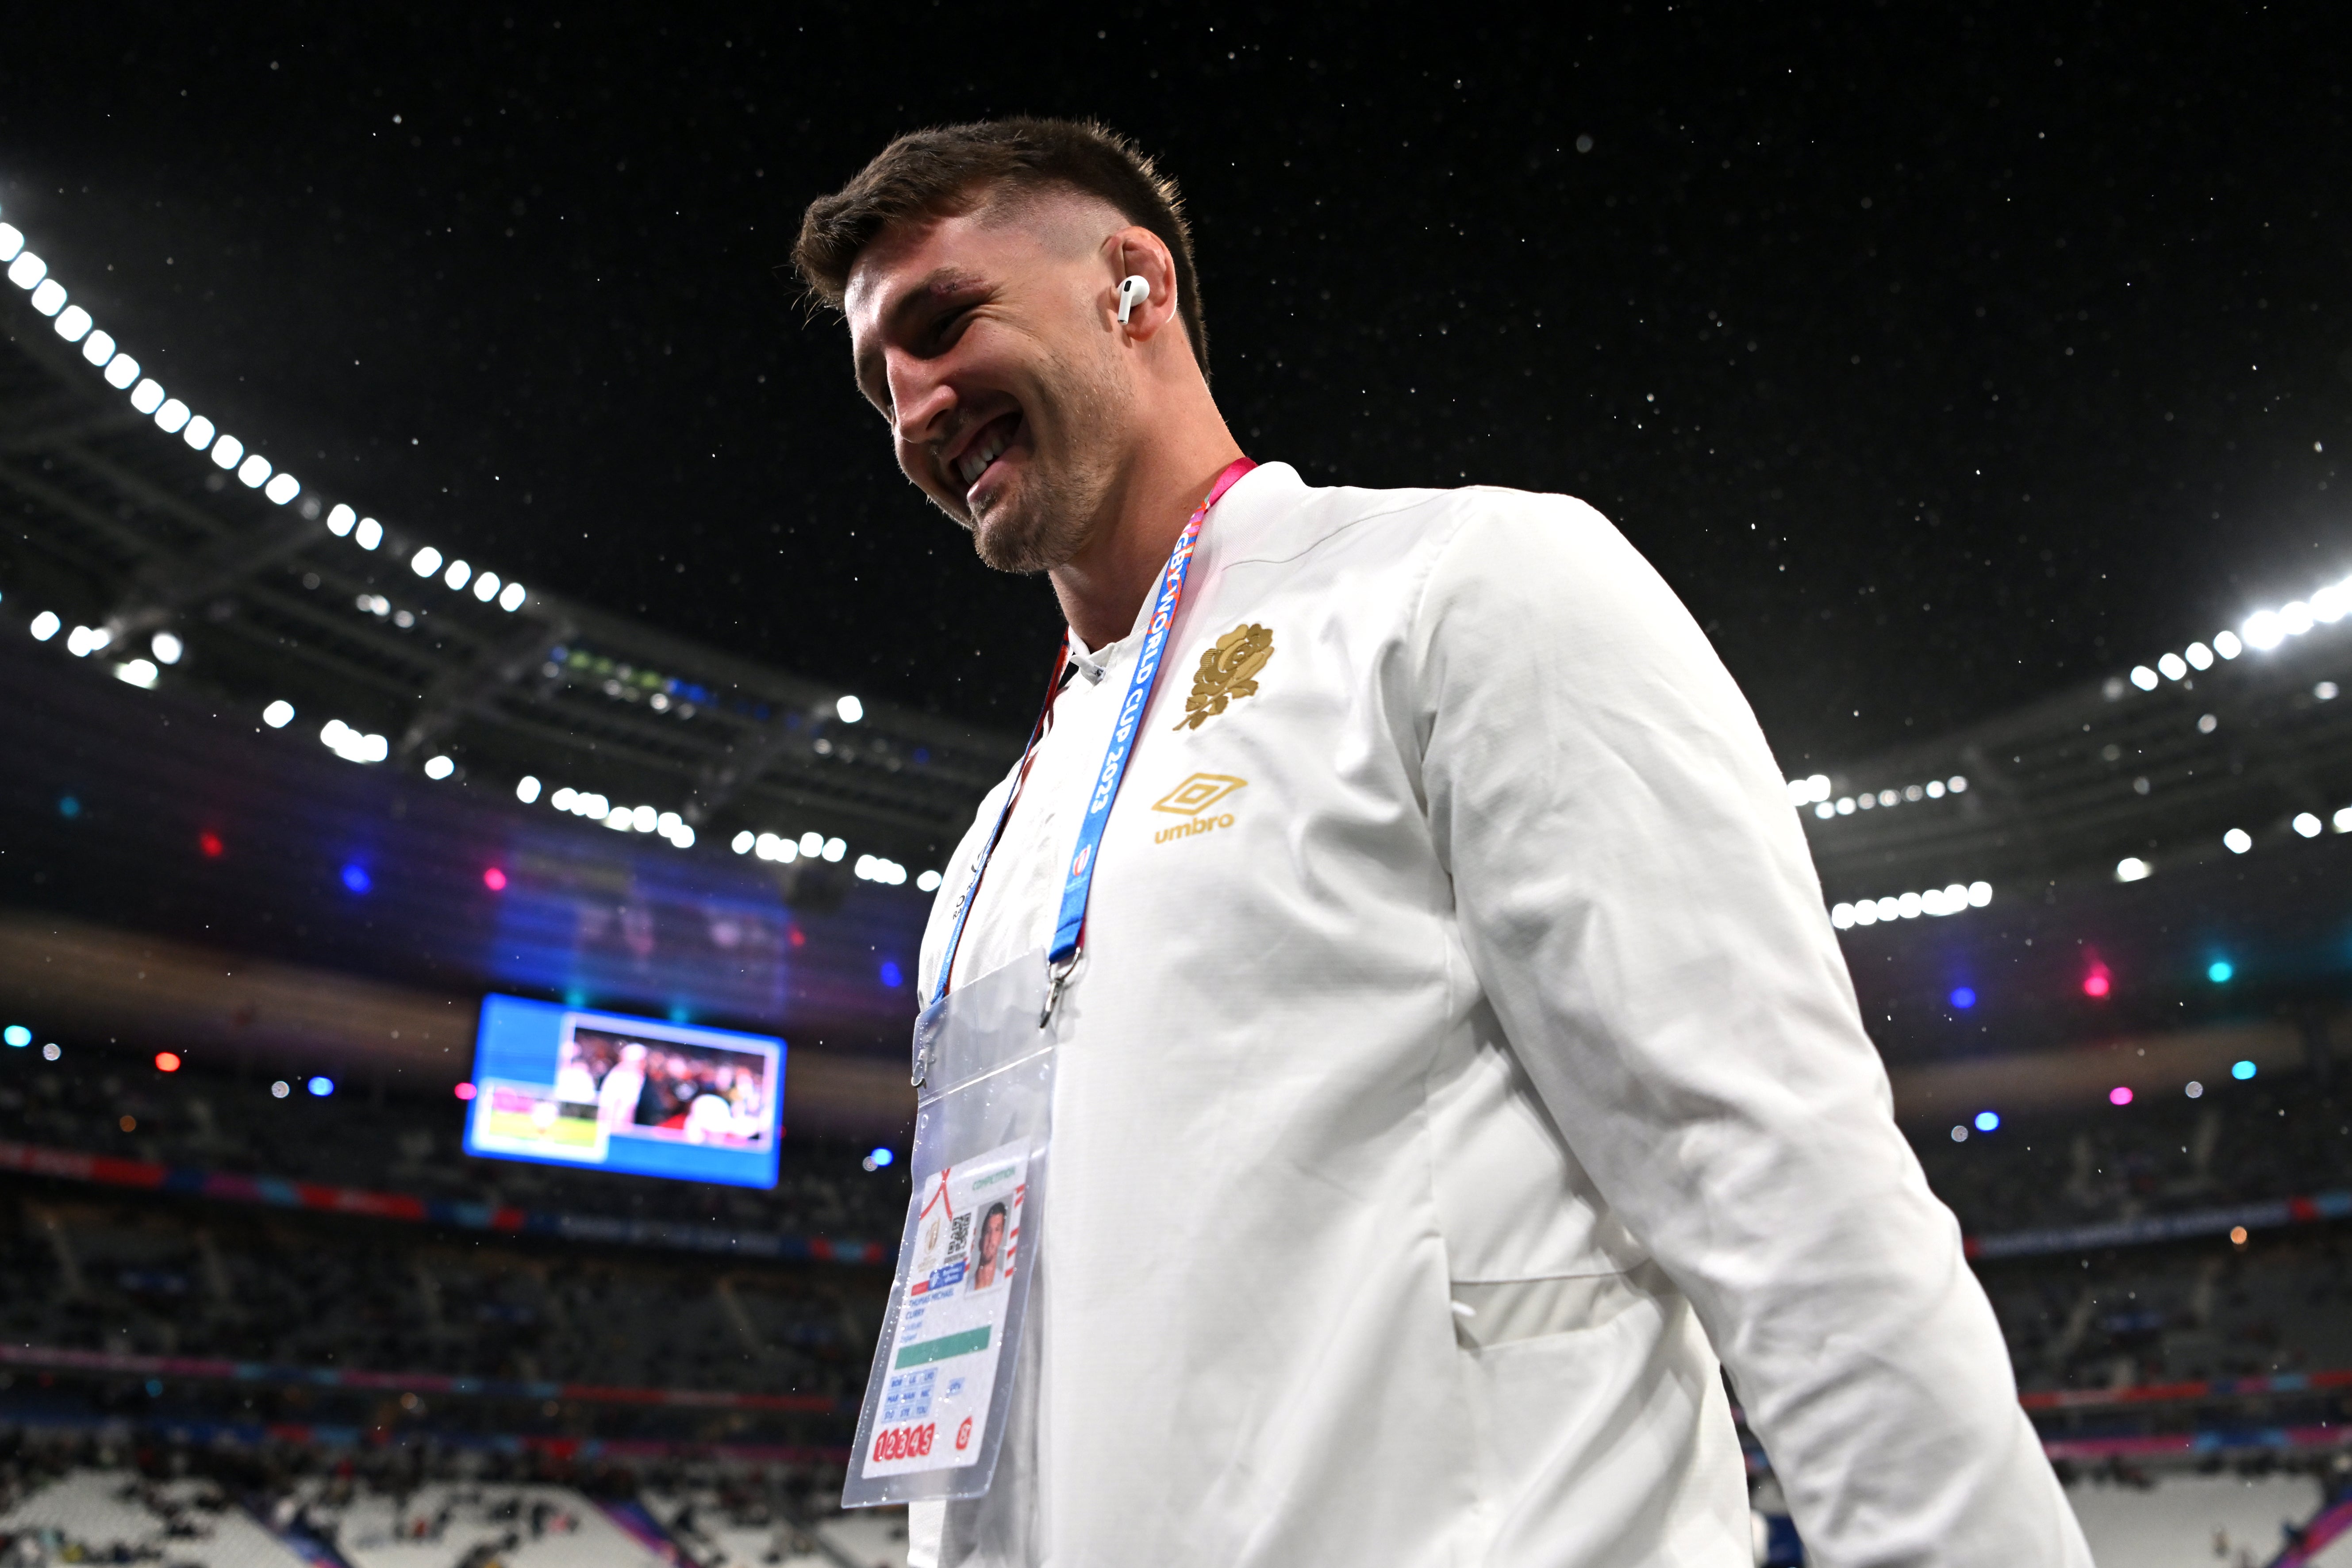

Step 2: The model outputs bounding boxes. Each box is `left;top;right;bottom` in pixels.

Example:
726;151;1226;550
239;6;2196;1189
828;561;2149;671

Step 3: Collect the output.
953;411;1022;497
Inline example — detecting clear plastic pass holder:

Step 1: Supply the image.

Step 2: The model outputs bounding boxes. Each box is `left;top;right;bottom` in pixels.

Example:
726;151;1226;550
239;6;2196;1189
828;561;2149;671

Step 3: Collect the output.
843;948;1057;1508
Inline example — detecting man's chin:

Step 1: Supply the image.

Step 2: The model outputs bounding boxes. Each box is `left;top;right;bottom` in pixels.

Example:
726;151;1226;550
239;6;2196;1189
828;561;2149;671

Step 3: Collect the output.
970;497;1078;576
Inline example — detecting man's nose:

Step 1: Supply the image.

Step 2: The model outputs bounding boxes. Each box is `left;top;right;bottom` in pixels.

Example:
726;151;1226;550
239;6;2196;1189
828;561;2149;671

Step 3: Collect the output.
889;355;957;448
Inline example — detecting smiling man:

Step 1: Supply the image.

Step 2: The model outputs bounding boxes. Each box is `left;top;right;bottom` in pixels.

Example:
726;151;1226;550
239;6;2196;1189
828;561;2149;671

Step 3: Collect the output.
794;119;2087;1568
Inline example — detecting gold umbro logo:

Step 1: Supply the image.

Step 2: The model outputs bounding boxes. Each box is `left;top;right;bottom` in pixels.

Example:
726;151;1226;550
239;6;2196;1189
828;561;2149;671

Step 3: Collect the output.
1152;773;1247;816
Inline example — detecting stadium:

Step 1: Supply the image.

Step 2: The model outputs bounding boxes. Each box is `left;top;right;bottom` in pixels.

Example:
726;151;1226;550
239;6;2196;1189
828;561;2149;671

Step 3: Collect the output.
4;11;2351;1568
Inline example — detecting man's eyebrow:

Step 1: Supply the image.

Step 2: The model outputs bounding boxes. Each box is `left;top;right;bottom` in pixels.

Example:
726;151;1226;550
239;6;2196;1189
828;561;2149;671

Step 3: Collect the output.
853;266;991;405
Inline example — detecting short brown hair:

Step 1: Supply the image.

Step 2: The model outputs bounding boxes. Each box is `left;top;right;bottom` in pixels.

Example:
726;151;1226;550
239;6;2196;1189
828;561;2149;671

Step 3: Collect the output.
793;117;1209;374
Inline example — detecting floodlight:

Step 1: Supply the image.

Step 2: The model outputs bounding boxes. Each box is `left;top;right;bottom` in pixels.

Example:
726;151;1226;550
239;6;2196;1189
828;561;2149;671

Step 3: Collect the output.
53;304;91;341
2128;665;2158;690
837;694;865;723
2242;611;2284;651
2156;652;2187;681
154;398;191;433
103;354;140;389
355;517;382;550
472;571;500;602
0;225;20;261
83;329;114;366
28;278;65;316
326;504;357;536
262;700;295;728
917;870;943;892
444;559;472;590
130;379;165;414
237;453;272;488
800;831;824;856
6;251;46;288
631;804;656;832
423;755;455;780
411;545;443;577
1965;881;1992;906
732;830;755;854
115;658;158;689
28;611;59;641
497;580;526;611
2282;601;2315;636
150;632;183;665
264;472;300;505
2115;857;2150;882
823;836;845;863
2214;629;2243;658
2223;828;2252;854
210;433;243;469
2293;812;2321;838
515;775;542;804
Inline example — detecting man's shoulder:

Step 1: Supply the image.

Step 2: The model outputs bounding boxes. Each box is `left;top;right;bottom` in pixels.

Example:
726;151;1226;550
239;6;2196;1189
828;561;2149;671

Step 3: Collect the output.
1232;464;1615;572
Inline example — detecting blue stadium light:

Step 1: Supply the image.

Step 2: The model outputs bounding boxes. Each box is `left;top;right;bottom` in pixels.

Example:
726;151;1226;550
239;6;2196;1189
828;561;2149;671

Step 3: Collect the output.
1948;986;1977;1010
306;1075;335;1097
57;795;80;818
879;959;904;989
2207;959;2234;983
340;863;372;894
1973;1110;2000;1133
2;1025;29;1048
865;1146;895;1170
2232;1059;2257;1081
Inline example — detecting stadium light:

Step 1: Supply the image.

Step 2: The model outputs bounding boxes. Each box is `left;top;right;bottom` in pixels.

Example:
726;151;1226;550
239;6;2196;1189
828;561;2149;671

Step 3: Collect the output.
1948;986;1977;1009
444;559;472;591
236;453;271;488
262;700;296;728
326;504;357;536
307;1075;335;1097
472;571;500;602
0;225;21;261
423;754;455;780
355;518;383;550
411;545;443;577
54;304;91;341
27;610;59;642
2223;828;2253;854
210;433;243;471
29;279;66;316
264;472;300;505
115;658;159;689
183;414;215;450
1;1025;28;1047
154;398;190;433
515;775;541;804
130;379;165;414
837;694;865;723
2230;1058;2256;1081
4;250;39;287
917;869;943;892
2108;1085;2133;1106
2207;959;2234;983
498;581;526;611
2292;812;2322;838
1973;1110;1999;1133
2114;856;2151;882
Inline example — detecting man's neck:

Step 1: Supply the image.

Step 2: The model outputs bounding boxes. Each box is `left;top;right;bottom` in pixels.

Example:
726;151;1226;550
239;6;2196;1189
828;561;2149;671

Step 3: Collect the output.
1049;419;1246;650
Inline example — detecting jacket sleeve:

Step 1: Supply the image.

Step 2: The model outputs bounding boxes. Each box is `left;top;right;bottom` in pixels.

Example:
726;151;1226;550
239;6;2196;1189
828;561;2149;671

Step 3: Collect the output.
1409;493;2088;1568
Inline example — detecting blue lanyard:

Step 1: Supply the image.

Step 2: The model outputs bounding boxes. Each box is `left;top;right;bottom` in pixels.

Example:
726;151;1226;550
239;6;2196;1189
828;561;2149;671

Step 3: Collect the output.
932;458;1257;1007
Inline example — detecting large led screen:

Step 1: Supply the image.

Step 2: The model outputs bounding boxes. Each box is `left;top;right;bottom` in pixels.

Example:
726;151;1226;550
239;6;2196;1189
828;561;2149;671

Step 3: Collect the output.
463;993;784;1188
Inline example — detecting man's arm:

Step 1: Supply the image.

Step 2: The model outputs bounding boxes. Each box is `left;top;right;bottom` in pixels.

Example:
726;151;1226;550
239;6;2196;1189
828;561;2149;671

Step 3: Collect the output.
1408;494;2089;1567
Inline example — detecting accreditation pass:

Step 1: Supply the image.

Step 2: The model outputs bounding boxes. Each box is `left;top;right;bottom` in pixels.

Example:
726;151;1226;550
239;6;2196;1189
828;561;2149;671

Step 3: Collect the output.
861;1141;1030;1477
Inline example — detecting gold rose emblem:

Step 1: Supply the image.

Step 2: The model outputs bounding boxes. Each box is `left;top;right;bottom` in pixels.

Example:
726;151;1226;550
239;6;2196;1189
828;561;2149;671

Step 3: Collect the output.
1174;623;1274;731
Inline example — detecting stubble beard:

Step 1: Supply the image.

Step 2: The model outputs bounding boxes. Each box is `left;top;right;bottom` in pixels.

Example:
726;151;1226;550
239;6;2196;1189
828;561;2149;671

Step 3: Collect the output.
965;345;1132;576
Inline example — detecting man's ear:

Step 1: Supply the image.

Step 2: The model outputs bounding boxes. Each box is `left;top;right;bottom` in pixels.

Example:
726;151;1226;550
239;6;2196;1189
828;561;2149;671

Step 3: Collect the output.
1106;228;1181;341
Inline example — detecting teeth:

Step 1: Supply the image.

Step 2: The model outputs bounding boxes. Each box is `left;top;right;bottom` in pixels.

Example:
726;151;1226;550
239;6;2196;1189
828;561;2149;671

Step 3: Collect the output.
957;428;1011;487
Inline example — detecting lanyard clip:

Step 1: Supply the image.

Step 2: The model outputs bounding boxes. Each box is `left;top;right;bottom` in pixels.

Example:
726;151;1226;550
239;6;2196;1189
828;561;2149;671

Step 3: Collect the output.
1041;953;1077;1029
910;1043;928;1090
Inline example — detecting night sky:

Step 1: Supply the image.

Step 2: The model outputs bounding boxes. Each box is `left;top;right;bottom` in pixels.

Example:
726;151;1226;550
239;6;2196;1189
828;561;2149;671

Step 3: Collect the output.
3;6;2345;771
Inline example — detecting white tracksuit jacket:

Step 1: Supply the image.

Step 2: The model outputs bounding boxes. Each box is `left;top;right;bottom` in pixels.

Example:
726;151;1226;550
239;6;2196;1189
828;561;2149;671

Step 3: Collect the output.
905;463;2089;1568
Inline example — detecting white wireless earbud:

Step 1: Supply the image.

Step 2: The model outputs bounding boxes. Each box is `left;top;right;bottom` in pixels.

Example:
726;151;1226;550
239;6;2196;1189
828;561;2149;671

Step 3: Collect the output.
1116;275;1150;325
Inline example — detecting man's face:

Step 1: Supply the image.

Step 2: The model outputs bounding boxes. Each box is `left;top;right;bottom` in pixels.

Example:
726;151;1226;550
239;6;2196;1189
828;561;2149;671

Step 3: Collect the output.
845;196;1133;574
978;1210;1005;1263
